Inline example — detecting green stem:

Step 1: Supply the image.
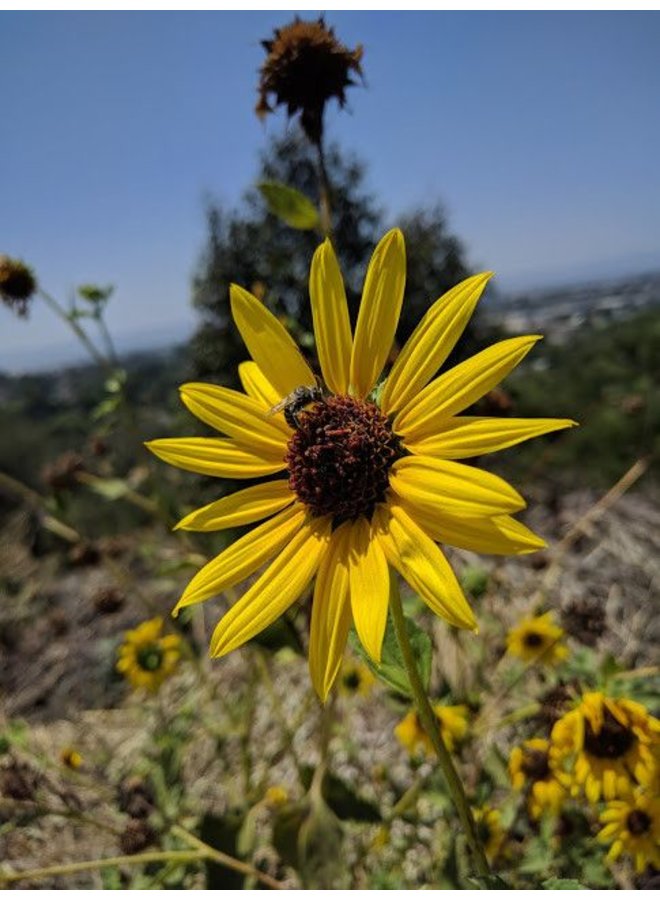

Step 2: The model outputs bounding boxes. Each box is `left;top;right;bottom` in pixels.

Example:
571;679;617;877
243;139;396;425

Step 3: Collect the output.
315;138;334;242
38;288;109;370
0;850;206;886
388;577;491;877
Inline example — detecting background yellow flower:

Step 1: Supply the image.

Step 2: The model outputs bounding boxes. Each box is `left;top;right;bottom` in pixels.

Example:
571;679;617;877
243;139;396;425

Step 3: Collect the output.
116;617;182;692
506;612;569;666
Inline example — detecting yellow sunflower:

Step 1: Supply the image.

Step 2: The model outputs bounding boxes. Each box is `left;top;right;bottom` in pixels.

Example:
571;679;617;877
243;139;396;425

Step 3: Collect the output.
337;658;376;697
550;692;660;804
116;617;182;692
598;786;660;873
395;704;469;757
473;805;506;863
508;737;567;820
506;612;569;666
147;229;573;700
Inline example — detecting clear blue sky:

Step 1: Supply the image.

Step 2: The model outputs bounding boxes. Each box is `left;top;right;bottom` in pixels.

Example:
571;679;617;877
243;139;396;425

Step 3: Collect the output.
2;11;659;372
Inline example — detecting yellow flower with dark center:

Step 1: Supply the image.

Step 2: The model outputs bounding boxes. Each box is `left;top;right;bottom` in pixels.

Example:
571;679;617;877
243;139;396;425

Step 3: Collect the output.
551;692;660;804
508;737;567;820
598;787;660;873
395;704;469;756
338;658;376;697
116;617;182;692
473;806;506;863
147;230;574;701
256;17;363;144
506;612;569;666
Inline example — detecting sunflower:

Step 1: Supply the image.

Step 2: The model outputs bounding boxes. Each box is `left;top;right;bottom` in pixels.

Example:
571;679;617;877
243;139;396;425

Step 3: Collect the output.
598;786;660;873
395;704;469;757
550;692;660;804
508;737;567;820
147;229;574;700
506;612;569;666
338;658;376;697
116;617;182;692
473;805;506;863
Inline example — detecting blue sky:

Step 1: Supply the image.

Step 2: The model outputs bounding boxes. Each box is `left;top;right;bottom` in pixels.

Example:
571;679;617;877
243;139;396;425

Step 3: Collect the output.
2;11;659;371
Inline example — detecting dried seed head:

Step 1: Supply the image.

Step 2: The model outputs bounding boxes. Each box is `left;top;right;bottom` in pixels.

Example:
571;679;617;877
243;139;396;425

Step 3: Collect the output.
119;817;156;855
256;17;363;144
0;255;37;317
561;597;607;647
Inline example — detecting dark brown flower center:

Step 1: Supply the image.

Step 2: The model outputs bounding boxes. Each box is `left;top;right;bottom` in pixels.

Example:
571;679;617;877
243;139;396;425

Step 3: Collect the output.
521;749;551;782
583;709;635;759
286;395;402;524
627;810;651;836
343;670;361;691
137;644;164;672
523;631;545;648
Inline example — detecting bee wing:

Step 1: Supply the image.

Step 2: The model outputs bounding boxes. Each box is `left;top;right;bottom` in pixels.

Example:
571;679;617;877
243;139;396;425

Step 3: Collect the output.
266;397;289;417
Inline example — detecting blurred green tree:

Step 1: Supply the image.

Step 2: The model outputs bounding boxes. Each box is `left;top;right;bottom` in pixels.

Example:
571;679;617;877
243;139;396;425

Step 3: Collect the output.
190;127;470;382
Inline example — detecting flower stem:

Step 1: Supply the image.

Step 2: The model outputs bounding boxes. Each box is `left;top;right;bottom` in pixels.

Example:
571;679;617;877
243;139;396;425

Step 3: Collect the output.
388;577;491;877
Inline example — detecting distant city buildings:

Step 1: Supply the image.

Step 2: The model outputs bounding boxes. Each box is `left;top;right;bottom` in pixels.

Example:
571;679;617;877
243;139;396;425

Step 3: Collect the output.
481;272;660;344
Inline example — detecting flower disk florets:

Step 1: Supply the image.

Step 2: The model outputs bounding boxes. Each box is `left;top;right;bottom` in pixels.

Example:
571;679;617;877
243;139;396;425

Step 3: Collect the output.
286;394;402;525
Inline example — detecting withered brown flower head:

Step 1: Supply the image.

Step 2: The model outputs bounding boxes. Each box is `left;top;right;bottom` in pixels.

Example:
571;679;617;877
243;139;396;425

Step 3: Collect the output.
0;255;37;317
256;17;363;145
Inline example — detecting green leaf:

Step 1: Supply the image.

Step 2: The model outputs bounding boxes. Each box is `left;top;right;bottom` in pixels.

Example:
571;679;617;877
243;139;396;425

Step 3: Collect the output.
351;612;432;699
85;477;130;501
465;874;511;889
258;181;319;230
541;878;589;890
299;766;381;823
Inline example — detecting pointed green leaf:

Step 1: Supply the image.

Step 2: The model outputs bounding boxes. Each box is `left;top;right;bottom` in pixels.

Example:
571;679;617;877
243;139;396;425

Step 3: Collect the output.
258;181;320;230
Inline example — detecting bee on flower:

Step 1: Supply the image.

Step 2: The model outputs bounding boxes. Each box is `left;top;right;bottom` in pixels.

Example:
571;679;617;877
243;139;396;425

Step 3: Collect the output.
147;229;574;700
508;737;567;820
395;704;469;757
598;785;660;873
506;612;569;666
550;691;660;804
116;617;182;693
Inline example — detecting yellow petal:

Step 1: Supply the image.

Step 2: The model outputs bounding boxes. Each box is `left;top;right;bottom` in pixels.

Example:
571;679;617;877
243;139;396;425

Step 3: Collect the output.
348;517;390;663
375;503;477;631
238;361;282;409
309;523;353;701
349;229;406;398
210;516;332;657
174;504;306;612
309;239;352;395
174;480;294;532
145;437;286;478
390;455;526;516
380;272;493;415
405;416;577;459
230;283;315;398
394;335;542;439
396;498;546;555
180;382;289;457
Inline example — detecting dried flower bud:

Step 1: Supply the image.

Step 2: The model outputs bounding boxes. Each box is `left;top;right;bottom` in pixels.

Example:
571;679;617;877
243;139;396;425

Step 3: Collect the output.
93;586;125;615
117;775;155;819
119;817;156;855
0;255;37;317
561;597;607;647
0;760;38;801
257;17;363;145
41;451;85;491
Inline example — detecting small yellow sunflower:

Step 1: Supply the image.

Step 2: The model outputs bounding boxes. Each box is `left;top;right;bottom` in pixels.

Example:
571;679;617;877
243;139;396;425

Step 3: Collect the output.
506;612;569;666
551;692;660;804
337;658;376;697
395;704;469;757
147;230;573;700
508;737;567;820
598;786;660;873
473;805;506;863
116;617;182;692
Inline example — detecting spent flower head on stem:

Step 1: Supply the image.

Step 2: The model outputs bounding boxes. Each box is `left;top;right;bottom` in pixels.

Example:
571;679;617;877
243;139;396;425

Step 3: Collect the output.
256;16;363;145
